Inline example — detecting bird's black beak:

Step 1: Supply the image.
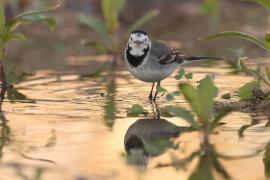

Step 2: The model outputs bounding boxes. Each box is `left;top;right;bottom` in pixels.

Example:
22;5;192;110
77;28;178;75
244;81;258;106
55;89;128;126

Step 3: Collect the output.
134;40;141;46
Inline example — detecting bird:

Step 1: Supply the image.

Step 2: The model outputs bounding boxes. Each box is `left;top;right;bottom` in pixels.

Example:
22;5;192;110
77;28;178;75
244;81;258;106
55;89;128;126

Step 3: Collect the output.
124;30;222;101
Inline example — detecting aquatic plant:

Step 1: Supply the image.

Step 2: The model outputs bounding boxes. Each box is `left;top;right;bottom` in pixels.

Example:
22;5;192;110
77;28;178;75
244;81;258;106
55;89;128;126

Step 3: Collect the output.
165;76;231;143
0;1;57;100
201;0;270;101
78;0;159;57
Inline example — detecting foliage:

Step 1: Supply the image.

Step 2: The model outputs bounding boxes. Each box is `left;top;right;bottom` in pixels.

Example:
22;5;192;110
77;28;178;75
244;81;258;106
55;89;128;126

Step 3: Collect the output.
237;58;270;100
202;0;270;101
164;76;230;133
127;104;147;117
201;0;220;22
0;4;57;52
79;0;159;54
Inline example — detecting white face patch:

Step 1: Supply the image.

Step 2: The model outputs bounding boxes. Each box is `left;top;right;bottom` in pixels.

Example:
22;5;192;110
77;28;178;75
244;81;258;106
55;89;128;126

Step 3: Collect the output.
128;32;151;57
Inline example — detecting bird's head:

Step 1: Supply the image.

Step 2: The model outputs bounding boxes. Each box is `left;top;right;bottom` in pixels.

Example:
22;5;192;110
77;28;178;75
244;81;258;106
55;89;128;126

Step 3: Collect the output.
127;30;151;57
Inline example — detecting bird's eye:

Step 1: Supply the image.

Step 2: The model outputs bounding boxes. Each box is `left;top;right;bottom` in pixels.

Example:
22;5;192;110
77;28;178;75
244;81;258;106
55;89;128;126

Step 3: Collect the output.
144;39;147;42
130;37;133;41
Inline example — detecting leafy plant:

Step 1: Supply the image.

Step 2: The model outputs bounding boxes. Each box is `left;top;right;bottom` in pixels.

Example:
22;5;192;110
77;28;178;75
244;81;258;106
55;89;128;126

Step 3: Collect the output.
201;0;270;101
237;57;270;100
0;1;58;100
201;0;220;23
165;76;231;143
79;0;159;56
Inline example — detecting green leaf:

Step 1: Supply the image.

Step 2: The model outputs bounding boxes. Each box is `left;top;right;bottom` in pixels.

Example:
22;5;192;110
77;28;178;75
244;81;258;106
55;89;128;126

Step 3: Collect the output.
79;14;112;47
179;76;218;124
165;106;199;129
156;86;167;93
242;0;270;10
200;31;270;52
175;69;185;80
101;0;125;34
263;142;270;177
166;94;174;101
126;10;160;37
127;104;145;116
7;32;27;41
0;0;5;34
238;81;260;100
185;72;193;80
211;108;232;130
22;15;57;30
265;67;270;81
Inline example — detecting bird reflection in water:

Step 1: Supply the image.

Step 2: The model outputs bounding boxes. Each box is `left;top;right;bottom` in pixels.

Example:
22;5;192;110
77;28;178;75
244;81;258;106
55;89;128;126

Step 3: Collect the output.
124;103;192;165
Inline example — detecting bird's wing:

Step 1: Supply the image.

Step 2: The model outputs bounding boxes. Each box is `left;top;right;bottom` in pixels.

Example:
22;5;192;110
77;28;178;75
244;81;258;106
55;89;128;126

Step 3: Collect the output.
150;40;186;64
150;40;171;59
151;40;222;65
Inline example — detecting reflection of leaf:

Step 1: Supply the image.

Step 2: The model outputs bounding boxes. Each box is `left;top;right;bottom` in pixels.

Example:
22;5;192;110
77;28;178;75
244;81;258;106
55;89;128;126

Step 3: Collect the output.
263;142;270;177
238;81;260;100
6;88;34;103
166;94;174;101
156;86;167;93
221;93;231;99
189;154;214;180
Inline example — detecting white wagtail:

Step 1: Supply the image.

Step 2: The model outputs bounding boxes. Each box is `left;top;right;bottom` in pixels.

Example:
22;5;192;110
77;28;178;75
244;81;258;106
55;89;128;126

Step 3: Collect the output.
124;30;221;101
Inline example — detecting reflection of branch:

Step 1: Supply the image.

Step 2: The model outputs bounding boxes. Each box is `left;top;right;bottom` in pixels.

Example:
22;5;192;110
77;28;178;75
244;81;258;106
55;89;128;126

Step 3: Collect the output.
0;113;10;160
19;153;56;164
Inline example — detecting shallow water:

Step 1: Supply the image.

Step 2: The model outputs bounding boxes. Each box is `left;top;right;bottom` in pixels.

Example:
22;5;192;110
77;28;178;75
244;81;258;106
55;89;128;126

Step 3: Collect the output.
0;62;270;180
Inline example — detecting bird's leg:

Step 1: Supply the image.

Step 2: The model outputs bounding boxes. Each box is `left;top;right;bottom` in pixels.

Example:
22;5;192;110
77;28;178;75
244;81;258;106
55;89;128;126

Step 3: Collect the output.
153;81;160;101
148;82;155;101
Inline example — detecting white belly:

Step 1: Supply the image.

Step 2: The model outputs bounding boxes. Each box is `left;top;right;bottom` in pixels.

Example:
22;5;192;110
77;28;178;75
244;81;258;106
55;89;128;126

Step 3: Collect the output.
126;60;177;82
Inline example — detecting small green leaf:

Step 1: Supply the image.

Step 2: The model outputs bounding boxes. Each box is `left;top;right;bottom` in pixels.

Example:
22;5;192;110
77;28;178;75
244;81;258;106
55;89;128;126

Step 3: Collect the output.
7;32;27;41
0;0;5;33
175;69;185;80
242;0;270;10
22;15;57;30
221;93;231;99
185;72;193;80
179;76;218;124
157;86;167;93
166;94;174;101
127;104;145;116
166;106;199;129
200;31;270;52
238;81;260;100
79;14;112;47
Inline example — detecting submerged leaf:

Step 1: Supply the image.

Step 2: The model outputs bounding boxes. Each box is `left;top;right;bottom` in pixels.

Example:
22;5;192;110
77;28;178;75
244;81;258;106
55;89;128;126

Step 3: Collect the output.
238;81;260;100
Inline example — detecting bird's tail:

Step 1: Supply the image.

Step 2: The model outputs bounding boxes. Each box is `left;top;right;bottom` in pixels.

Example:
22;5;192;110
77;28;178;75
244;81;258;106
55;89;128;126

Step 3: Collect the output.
175;55;223;64
159;50;223;65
